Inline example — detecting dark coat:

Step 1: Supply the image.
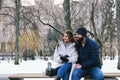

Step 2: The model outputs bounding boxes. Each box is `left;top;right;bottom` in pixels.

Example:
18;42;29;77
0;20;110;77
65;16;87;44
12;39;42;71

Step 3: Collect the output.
76;37;101;69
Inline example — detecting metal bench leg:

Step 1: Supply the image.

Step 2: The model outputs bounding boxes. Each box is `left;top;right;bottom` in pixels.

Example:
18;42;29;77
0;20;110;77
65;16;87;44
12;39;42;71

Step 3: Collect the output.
84;77;118;80
9;78;24;80
104;77;118;80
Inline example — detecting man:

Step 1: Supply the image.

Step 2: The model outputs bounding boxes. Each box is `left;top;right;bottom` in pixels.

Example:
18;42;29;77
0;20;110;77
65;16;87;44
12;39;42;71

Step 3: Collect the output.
72;27;104;80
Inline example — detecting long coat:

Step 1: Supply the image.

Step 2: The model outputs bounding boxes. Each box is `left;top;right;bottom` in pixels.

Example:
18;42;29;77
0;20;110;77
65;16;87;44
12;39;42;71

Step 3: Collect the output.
53;41;78;80
53;41;78;68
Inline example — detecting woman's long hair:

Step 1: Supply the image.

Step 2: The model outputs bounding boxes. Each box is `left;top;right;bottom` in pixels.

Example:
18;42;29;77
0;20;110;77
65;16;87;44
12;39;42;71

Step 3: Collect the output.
65;30;75;43
56;30;75;48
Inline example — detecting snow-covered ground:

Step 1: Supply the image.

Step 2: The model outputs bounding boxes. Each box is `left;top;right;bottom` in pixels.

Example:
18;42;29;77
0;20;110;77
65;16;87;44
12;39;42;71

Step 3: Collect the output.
0;57;120;80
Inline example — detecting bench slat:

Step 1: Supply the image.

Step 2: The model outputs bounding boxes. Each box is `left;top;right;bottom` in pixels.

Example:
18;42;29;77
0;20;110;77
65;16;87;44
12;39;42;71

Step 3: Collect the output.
9;73;51;78
8;73;120;78
104;73;120;77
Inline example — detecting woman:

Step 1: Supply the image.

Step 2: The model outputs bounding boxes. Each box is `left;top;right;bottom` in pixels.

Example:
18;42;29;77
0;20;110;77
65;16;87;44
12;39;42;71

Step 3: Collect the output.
54;30;78;80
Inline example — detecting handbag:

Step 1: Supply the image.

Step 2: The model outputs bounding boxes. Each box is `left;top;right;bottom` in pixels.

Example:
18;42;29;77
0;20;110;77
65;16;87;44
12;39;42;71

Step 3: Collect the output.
45;62;57;76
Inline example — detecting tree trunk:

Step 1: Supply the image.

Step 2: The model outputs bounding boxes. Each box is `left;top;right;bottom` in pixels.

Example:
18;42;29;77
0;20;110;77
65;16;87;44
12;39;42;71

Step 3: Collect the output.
63;0;72;30
90;2;103;65
116;0;120;69
0;0;2;9
15;0;20;65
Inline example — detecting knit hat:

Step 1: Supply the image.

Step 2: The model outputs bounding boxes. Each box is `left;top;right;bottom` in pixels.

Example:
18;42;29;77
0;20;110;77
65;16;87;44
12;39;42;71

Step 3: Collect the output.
76;27;87;37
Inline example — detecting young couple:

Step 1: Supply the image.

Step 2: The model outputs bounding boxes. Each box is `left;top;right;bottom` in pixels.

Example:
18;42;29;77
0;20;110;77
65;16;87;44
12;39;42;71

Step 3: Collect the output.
53;27;104;80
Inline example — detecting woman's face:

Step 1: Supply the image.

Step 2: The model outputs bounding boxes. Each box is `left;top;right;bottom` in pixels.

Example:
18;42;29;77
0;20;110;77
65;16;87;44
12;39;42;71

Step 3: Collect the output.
63;33;70;43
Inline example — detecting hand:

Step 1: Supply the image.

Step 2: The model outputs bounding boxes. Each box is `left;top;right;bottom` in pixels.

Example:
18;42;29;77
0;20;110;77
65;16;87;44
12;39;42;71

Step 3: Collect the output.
60;56;69;62
74;64;82;69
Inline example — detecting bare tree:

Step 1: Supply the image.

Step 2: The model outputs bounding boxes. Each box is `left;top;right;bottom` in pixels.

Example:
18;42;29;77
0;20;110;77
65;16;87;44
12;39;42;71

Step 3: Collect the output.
116;0;120;69
0;0;118;64
0;0;46;61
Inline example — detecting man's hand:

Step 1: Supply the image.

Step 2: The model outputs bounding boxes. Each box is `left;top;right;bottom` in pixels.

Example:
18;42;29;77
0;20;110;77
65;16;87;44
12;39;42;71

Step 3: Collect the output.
74;64;82;69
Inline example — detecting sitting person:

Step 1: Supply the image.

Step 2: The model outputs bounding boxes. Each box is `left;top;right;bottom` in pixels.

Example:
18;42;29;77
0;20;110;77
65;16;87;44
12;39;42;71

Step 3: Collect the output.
53;30;78;80
72;27;104;80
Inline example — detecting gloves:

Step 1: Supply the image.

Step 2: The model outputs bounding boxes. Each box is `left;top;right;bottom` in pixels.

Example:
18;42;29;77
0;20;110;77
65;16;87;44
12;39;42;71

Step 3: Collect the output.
64;55;69;58
60;55;69;62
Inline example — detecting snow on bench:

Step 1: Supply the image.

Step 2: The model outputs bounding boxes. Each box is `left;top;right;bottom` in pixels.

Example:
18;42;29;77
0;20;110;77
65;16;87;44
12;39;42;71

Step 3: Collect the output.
8;72;120;80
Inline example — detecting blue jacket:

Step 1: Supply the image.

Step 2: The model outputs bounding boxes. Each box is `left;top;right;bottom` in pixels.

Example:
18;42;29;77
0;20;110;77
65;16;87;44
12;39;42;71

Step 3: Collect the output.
76;37;101;69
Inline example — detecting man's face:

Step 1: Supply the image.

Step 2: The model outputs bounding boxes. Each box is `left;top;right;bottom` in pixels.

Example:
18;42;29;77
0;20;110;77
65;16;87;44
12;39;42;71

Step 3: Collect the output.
75;33;84;42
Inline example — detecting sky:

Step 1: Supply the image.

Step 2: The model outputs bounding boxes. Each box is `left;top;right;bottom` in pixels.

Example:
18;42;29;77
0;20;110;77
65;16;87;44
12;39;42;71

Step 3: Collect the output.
54;0;64;5
21;0;84;6
53;0;82;5
21;0;64;6
21;0;35;6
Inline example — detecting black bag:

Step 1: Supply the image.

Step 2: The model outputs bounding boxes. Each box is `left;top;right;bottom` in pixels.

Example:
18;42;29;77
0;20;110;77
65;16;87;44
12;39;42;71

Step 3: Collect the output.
46;68;57;76
45;62;57;76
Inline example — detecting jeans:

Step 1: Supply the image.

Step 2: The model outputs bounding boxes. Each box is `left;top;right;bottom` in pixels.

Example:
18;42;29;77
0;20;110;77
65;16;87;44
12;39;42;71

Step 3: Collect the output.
72;67;104;80
57;63;72;80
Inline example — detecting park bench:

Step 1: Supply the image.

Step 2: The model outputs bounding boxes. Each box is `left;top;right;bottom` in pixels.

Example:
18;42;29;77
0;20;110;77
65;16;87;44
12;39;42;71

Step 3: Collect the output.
8;72;120;80
84;72;120;80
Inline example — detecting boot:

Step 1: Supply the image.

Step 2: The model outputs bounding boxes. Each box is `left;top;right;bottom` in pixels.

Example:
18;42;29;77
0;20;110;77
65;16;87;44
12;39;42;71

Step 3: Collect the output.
55;77;61;80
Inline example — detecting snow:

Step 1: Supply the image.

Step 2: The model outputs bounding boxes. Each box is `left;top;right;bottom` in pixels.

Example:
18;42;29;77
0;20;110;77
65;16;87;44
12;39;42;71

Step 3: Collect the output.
102;59;119;73
0;57;120;80
0;59;48;74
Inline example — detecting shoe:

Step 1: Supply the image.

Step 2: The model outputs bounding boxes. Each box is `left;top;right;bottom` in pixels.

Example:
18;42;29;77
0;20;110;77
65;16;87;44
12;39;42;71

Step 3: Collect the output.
55;77;61;80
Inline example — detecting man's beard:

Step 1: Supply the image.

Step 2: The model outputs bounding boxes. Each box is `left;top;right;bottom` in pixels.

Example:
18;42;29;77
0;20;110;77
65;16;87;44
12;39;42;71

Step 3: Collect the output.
75;37;84;52
76;37;84;43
